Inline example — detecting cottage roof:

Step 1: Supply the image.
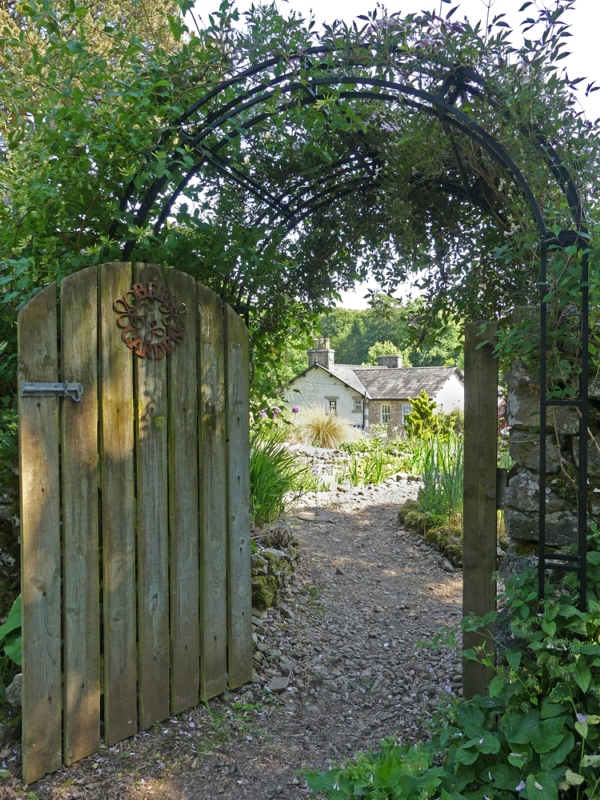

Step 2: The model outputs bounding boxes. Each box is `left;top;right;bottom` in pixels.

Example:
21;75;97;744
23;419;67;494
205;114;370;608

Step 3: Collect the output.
355;366;462;400
289;362;462;402
289;363;371;398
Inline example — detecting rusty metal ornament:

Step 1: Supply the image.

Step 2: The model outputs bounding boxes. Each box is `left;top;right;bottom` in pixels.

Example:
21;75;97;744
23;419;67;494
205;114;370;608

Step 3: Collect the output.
113;282;186;359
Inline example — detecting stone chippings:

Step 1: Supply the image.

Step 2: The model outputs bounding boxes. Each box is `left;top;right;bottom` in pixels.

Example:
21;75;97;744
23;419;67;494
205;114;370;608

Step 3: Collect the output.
4;476;464;800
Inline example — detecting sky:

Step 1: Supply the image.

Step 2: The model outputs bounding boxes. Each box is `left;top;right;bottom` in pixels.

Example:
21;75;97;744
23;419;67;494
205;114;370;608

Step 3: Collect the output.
195;0;600;307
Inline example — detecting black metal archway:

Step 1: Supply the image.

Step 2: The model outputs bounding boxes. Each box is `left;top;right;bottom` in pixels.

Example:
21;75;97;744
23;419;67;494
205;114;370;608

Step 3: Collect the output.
111;48;591;607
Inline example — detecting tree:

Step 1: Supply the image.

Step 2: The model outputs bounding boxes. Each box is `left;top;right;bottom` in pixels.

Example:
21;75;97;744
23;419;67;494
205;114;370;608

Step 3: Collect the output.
0;0;597;477
365;341;403;365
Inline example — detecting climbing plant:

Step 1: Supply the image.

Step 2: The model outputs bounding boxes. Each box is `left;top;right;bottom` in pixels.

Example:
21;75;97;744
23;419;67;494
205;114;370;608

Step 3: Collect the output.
0;0;598;467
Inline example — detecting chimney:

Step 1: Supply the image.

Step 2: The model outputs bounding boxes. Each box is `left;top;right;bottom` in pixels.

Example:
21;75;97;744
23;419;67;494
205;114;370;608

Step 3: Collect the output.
308;337;335;369
377;354;403;368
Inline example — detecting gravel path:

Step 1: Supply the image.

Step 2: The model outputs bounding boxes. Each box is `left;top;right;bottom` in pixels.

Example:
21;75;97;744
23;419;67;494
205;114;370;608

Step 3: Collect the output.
2;480;463;800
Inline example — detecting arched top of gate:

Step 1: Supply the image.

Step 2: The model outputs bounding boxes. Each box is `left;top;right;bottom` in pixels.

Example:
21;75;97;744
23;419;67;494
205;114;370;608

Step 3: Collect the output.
113;44;587;258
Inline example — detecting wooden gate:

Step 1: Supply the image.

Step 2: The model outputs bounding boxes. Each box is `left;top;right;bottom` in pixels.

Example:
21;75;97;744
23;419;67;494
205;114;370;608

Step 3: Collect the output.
17;263;252;784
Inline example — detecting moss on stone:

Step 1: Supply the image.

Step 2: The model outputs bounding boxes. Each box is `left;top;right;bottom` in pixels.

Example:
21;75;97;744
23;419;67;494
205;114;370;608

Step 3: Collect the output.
261;549;292;576
397;499;419;525
404;510;434;534
424;524;463;566
251;575;279;611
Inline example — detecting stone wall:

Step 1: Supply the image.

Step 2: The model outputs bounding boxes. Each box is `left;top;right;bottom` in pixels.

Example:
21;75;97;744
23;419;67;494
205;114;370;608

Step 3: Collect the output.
503;360;600;569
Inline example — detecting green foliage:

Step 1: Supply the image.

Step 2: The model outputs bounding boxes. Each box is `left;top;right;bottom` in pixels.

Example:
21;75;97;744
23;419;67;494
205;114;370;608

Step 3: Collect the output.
364;340;401;366
249;427;307;527
418;435;464;519
306;526;600;800
319;300;464;369
0;595;21;701
1;0;598;480
404;391;460;441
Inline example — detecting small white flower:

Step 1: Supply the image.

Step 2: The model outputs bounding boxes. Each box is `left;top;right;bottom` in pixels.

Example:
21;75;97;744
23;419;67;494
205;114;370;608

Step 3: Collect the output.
515;781;526;792
535;782;544;791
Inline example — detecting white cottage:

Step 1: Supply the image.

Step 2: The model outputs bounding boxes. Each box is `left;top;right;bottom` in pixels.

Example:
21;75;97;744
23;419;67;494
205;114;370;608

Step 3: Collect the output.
285;338;464;430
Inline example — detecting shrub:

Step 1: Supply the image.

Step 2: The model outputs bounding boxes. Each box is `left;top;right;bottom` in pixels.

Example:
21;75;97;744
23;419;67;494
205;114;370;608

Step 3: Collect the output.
249;427;307;527
404;390;461;441
294;408;355;450
306;526;600;800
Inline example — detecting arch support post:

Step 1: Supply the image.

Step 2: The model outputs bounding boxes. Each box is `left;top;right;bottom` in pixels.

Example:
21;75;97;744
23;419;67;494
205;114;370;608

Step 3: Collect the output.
462;321;498;699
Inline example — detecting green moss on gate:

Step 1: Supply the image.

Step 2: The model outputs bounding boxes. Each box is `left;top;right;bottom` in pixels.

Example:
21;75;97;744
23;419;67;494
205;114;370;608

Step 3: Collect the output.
251;575;279;611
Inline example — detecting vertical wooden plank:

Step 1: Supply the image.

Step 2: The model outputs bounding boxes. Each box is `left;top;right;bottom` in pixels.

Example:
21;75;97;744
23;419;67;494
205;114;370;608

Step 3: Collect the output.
463;321;498;699
198;283;228;699
18;284;62;783
99;262;137;745
135;263;170;729
61;267;100;764
167;269;200;714
225;305;252;689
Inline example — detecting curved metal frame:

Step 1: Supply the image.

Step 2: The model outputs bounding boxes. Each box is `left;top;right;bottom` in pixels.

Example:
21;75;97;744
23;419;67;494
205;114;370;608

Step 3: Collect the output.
114;50;590;608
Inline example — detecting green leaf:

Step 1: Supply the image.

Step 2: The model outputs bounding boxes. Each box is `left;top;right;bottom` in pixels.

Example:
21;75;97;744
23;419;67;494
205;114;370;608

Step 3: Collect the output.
574;660;592;693
503;710;540;745
506;650;522;670
480;763;521;791
565;769;585;786
0;596;21;643
540;732;574;771
529;718;568;754
508;747;531;768
526;772;559;800
488;676;504;697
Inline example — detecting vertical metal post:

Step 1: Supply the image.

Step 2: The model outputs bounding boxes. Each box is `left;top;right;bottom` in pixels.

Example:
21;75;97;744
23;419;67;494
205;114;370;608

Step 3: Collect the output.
538;239;548;601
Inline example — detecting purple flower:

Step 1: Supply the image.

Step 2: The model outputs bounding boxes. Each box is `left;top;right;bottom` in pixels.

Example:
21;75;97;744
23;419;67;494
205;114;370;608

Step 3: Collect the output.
577;713;588;724
272;406;281;419
515;781;526;793
259;409;267;419
292;406;300;414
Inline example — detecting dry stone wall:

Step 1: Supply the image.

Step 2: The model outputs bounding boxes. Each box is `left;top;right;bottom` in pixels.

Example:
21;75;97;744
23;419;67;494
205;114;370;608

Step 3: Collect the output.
503;360;600;570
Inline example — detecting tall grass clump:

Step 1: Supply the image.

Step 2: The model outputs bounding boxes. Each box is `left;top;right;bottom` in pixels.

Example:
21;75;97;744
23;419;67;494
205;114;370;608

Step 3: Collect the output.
294;408;355;450
250;427;307;526
419;434;464;518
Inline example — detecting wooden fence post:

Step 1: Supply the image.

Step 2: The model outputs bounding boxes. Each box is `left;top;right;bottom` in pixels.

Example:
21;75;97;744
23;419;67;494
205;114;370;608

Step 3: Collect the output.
463;321;498;699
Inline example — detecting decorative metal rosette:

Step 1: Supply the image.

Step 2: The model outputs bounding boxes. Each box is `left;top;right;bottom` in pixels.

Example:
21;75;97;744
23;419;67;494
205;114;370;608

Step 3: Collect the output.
113;282;187;359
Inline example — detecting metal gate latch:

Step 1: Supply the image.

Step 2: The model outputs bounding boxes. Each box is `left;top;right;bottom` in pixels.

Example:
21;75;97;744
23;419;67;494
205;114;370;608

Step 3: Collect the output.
20;382;84;403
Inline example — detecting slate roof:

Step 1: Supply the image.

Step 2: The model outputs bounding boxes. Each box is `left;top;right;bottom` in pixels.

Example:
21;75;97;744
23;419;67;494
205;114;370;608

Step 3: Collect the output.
355;366;462;400
289;363;463;401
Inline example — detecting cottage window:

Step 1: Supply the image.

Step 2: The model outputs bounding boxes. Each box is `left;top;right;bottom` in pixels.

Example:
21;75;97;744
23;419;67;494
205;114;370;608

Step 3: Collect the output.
402;404;413;425
329;399;338;415
381;404;391;424
353;398;363;412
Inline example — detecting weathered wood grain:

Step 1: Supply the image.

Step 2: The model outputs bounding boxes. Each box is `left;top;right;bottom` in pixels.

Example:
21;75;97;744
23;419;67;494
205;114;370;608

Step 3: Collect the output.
135;263;170;729
167;269;200;714
18;284;62;783
198;283;228;699
99;263;137;745
224;305;252;689
463;321;498;699
61;267;101;765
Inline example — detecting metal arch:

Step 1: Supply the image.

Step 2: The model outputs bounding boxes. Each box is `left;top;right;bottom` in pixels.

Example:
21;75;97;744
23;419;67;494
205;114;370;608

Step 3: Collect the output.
113;53;590;607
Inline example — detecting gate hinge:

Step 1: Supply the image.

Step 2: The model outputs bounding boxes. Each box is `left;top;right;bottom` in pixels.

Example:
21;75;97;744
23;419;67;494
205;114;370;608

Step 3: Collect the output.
20;381;84;403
